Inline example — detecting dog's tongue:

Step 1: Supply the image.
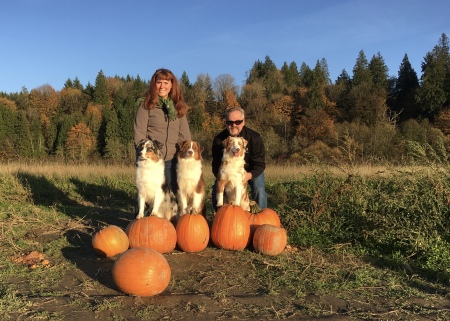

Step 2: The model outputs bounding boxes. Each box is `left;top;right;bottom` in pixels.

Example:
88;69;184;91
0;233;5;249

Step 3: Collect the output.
233;151;239;157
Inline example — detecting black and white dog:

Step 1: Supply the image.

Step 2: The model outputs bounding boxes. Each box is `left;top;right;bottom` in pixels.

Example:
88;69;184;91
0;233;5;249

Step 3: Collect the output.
135;139;178;220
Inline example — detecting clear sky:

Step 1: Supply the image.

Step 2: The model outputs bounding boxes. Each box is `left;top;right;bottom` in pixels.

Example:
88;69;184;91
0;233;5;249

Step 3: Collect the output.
1;0;448;94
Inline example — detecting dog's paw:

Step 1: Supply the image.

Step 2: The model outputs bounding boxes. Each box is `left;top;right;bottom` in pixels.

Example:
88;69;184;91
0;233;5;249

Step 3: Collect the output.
135;213;144;219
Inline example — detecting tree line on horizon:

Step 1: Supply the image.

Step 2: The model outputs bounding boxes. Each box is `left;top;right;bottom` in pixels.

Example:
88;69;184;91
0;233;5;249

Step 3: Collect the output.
1;33;449;165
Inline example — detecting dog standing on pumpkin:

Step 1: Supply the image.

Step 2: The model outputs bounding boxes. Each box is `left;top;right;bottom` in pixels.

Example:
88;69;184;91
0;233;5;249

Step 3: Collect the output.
215;136;250;211
176;140;206;216
135;139;178;220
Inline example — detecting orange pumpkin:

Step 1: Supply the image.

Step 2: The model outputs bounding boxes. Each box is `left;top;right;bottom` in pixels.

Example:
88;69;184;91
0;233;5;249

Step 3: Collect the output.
92;225;129;257
125;216;177;253
211;204;250;251
252;224;287;256
176;213;210;252
247;201;281;227
246;201;281;246
112;247;171;297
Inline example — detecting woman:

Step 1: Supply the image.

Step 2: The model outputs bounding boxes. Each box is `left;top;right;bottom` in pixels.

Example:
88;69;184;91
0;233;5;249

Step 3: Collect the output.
134;68;191;194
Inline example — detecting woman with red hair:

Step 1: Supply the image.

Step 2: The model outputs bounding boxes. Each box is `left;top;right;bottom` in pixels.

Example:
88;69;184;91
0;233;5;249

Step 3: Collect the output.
134;68;191;193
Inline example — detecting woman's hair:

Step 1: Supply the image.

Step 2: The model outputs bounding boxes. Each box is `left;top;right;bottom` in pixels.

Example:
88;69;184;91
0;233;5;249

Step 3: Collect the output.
143;68;187;117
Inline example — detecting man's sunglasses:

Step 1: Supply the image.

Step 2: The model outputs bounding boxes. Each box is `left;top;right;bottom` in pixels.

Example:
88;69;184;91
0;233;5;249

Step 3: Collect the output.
226;119;244;126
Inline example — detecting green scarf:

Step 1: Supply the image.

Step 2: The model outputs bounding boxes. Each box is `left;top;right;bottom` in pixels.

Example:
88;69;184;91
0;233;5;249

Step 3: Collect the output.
159;97;177;121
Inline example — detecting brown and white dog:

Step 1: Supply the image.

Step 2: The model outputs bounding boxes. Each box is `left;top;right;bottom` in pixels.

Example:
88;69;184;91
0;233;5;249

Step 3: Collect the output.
176;140;206;216
135;139;178;220
216;136;250;211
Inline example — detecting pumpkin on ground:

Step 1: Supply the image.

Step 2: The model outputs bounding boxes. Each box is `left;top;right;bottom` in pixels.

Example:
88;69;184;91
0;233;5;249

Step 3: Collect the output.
176;213;210;252
125;215;177;253
246;201;281;246
112;247;171;297
91;225;129;257
252;224;287;256
247;201;281;227
211;204;250;251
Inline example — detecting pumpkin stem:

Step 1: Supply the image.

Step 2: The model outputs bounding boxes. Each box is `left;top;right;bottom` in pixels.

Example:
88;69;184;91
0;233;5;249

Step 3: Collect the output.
249;200;262;214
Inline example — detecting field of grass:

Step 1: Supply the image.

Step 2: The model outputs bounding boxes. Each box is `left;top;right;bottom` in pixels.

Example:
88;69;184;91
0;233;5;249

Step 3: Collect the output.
1;162;450;320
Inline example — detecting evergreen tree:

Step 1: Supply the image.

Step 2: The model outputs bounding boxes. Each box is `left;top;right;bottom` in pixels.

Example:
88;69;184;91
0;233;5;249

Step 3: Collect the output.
281;61;300;87
93;70;109;106
298;62;314;87
334;69;353;122
0;103;17;156
246;56;282;97
15;87;30;111
83;82;95;99
104;108;121;159
64;78;74;89
132;75;148;98
29;112;45;157
118;93;136;148
54;115;77;156
352;50;372;86
246;59;264;85
318;58;331;85
416;33;450;118
392;54;420;121
180;71;195;104
73;77;83;91
369;52;389;89
15;110;33;157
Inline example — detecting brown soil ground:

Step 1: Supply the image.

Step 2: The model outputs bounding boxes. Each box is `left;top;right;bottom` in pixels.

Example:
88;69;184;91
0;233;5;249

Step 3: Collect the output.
8;224;450;321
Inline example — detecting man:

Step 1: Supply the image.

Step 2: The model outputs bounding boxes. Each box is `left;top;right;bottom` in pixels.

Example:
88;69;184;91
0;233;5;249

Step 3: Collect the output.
211;107;267;210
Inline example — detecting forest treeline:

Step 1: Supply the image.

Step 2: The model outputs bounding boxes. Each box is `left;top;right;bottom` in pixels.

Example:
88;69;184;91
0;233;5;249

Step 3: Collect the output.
1;33;450;165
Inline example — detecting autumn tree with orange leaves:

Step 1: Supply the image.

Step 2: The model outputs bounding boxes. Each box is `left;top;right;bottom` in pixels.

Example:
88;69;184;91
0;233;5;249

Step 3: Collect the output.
65;122;94;160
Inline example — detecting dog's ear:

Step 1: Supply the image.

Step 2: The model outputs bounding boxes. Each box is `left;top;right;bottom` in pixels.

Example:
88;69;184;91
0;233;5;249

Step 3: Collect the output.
198;142;204;153
136;139;146;149
178;140;188;150
222;137;229;147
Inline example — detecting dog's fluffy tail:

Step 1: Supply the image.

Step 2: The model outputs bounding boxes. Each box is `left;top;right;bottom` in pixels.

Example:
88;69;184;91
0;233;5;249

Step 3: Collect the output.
157;185;178;221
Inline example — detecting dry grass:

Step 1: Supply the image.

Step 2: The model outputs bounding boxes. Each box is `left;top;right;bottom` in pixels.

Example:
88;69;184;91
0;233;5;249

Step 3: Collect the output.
0;161;425;182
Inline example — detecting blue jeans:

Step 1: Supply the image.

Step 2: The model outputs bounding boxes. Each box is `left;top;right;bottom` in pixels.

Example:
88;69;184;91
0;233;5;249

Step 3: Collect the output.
212;172;267;211
164;159;178;194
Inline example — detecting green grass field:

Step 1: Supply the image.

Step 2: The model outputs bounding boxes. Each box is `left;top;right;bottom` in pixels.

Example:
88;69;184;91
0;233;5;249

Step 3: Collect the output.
1;162;450;320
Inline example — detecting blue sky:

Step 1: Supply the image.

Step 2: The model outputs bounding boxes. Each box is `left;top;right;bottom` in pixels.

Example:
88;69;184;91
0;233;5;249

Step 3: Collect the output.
1;0;448;94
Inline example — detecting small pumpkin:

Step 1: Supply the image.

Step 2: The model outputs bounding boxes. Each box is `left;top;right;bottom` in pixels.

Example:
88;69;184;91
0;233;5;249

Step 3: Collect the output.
125;216;177;253
176;213;210;252
112;247;171;297
252;224;287;256
92;225;129;257
211;204;250;251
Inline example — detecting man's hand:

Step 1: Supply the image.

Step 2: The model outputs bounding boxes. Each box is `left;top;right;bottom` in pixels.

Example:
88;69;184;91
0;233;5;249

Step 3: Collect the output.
243;171;252;184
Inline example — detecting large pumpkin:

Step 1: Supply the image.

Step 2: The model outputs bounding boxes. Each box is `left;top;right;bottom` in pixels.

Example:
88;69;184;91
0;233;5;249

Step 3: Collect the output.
92;225;129;257
112;247;171;297
211;204;250;251
176;213;210;252
125;216;177;253
252;224;287;256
